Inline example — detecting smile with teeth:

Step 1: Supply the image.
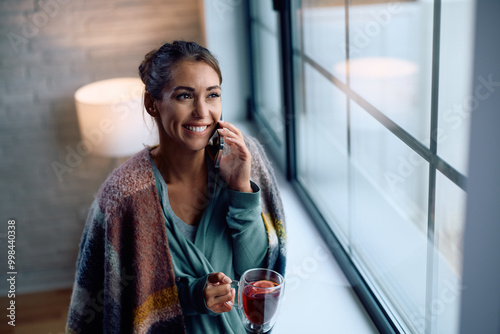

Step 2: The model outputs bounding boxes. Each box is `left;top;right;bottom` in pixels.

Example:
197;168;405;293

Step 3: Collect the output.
184;125;208;133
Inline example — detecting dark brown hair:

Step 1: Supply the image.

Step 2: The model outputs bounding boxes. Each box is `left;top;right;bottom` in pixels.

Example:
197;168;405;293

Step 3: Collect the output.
139;40;222;100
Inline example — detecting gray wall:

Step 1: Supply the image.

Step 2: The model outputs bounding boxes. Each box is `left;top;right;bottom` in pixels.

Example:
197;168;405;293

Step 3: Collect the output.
459;0;500;332
203;0;251;122
0;0;205;293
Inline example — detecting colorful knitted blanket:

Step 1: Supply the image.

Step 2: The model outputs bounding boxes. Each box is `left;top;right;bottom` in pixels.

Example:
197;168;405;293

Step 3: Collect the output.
66;135;286;333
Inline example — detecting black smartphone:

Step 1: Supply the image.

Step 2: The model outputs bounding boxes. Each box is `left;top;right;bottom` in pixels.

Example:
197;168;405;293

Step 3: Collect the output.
207;121;224;170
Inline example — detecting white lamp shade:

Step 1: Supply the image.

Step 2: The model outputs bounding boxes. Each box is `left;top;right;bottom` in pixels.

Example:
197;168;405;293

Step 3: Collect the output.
74;78;158;157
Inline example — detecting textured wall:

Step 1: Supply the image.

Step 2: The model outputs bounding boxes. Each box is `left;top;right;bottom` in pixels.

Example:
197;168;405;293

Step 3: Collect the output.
0;0;204;294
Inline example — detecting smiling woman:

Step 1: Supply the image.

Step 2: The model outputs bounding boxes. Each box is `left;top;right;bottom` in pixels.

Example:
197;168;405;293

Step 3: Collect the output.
65;41;286;334
146;60;223;165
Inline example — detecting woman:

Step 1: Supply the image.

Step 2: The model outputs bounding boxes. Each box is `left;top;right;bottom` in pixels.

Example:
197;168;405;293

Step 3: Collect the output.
66;41;286;334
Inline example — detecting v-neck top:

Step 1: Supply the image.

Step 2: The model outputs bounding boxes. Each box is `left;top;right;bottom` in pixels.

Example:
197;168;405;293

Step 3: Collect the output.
149;152;268;334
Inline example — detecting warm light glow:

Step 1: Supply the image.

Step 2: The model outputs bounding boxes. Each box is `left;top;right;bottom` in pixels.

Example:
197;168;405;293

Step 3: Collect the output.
74;78;158;157
335;57;418;78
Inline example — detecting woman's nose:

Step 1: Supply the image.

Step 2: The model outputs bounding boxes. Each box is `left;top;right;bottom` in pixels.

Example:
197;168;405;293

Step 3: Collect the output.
193;98;210;117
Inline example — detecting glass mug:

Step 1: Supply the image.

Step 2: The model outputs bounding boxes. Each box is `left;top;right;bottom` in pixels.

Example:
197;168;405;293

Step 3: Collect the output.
232;268;285;333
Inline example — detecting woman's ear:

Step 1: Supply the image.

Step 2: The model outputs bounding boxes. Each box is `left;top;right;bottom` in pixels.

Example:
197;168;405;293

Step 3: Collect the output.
144;91;157;117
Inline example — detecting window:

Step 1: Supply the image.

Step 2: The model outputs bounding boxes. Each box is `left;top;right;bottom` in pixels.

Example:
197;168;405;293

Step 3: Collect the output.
248;0;474;333
248;0;286;168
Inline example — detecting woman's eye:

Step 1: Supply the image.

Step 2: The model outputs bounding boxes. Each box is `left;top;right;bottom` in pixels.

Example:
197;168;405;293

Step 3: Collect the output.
208;92;220;98
177;93;192;100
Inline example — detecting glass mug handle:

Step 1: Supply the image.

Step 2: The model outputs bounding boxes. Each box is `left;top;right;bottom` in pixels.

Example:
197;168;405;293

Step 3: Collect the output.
230;280;240;308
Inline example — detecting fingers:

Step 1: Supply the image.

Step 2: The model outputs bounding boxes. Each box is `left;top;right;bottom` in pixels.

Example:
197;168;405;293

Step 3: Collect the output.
218;120;242;137
217;124;251;160
218;121;245;143
204;272;235;313
223;288;236;312
207;272;232;284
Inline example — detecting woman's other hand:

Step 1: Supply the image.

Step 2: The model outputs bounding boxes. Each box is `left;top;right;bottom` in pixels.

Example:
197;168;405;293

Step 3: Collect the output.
217;121;253;193
204;272;235;313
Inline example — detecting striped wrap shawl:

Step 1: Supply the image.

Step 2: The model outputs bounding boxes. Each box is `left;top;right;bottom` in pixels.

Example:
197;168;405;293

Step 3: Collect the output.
66;135;286;334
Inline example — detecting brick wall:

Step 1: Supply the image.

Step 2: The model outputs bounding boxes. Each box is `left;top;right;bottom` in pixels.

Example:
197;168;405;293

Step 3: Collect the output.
0;0;205;294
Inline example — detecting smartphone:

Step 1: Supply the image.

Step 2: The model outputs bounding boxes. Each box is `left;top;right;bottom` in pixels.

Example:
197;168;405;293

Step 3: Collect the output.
207;121;224;170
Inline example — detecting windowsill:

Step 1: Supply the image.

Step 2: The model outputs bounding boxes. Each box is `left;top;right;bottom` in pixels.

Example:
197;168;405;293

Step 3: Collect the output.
237;119;379;333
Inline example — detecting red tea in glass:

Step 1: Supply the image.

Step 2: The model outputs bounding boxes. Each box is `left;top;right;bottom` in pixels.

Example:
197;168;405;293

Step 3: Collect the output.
242;280;281;325
235;268;284;333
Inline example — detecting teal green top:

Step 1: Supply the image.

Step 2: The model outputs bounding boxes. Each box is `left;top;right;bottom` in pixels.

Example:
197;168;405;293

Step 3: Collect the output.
150;155;268;334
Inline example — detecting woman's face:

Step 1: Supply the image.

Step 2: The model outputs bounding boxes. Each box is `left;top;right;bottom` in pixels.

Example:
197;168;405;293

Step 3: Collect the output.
154;60;222;152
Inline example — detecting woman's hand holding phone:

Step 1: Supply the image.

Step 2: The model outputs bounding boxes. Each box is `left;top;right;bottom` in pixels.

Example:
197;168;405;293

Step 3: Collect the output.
216;120;253;193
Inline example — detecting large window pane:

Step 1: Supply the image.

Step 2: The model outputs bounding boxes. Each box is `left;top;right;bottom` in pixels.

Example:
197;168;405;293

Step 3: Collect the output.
250;0;277;34
250;2;285;157
252;24;284;144
251;0;472;333
432;171;467;334
297;61;349;243
301;0;347;83
348;1;433;143
350;101;429;333
437;0;475;175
